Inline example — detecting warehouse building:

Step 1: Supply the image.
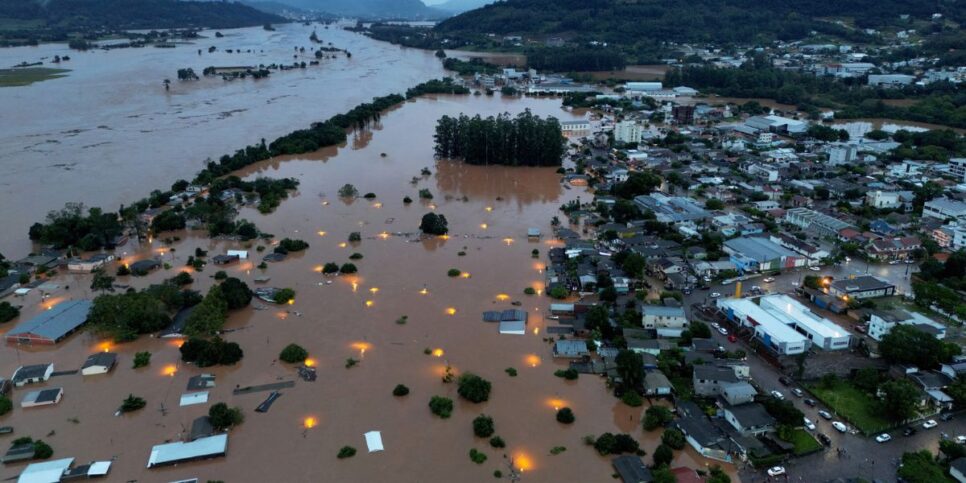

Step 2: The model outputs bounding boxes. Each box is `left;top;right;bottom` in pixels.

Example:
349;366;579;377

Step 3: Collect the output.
5;300;92;345
723;236;806;273
759;295;851;350
717;298;808;355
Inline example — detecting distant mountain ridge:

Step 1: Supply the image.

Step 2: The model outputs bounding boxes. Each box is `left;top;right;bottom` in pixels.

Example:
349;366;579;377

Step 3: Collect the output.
433;0;495;14
436;0;959;44
0;0;285;31
273;0;444;19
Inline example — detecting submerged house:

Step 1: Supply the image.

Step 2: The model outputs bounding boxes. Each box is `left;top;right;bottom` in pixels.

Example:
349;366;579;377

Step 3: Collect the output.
147;434;228;468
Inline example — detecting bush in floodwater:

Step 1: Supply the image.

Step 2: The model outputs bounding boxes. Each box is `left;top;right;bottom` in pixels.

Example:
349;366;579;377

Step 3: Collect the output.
489;436;505;448
457;373;491;403
323;262;340;274
337;446;357;459
523;287;536;295
505;367;517;377
339;263;358;274
447;268;462;277
349;253;363;260
469;448;487;464
556;407;575;424
133;351;151;368
348;232;361;242
554;368;579;380
279;343;308;363
393;384;410;397
473;415;495;438
120;394;146;413
621;390;643;407
429;396;454;418
338;184;358;198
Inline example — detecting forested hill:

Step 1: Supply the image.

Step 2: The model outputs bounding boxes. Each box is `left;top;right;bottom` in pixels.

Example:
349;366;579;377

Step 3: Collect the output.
435;0;958;44
0;0;285;31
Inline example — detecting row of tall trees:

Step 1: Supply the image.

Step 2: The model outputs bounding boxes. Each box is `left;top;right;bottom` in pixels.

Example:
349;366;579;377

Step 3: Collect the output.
433;110;564;166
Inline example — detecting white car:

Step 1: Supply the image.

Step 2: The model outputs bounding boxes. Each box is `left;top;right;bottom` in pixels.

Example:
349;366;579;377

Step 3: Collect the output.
875;433;892;443
888;260;900;265
711;322;721;329
832;421;848;432
770;390;784;400
710;292;721;298
763;277;775;283
717;327;728;336
791;388;804;397
767;466;786;477
956;435;966;444
804;418;816;430
808;266;821;271
923;420;939;429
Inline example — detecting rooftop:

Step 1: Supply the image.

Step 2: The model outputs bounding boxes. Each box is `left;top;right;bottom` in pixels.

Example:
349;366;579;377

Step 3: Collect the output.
6;299;92;342
759;294;848;340
147;433;228;468
830;275;895;293
724;236;797;262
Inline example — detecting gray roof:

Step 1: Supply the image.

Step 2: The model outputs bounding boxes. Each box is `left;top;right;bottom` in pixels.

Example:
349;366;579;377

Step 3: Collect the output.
693;365;739;384
189;416;214;441
830;275;894;293
7;299;92;342
722;381;758;398
24;388;62;404
500;309;527;322
726;403;776;429
644;371;672;389
187;374;216;391
640;305;685;318
12;363;52;383
675;415;724;447
147;434;228;468
724;236;797;262
82;352;117;370
612;455;652;483
554;340;589;357
950;457;966;476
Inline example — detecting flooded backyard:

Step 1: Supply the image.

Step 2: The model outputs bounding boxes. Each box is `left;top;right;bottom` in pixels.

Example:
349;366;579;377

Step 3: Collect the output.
0;93;735;481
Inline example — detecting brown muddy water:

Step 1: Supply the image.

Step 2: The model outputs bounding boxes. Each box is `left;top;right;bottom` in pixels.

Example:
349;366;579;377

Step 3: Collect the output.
0;94;737;482
0;22;447;256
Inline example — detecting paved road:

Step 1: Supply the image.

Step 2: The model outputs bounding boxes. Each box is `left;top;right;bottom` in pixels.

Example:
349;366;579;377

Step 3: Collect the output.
674;264;956;482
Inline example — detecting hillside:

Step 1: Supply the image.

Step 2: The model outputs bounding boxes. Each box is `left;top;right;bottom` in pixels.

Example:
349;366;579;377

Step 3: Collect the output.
275;0;443;19
433;0;494;14
0;0;285;31
435;0;957;45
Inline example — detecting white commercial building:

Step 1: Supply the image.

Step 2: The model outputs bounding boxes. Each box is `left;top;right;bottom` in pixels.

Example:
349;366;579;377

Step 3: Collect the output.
923;198;966;220
866;191;901;209
868;310;947;342
614;120;643;144
759;295;851;350
717;298;808;355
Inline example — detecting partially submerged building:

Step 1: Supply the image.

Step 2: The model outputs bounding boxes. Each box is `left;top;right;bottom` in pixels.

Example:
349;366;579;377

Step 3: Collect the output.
146;434;228;468
717;298;809;355
21;388;64;408
5;300;92;345
81;352;117;376
12;364;54;387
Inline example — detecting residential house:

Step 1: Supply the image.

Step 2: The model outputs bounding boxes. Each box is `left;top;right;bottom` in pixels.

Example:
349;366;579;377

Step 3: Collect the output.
81;352;117;376
640;304;687;338
866;236;921;261
829;276;896;300
722;403;776;436
644;371;673;397
693;366;739;397
12;363;53;387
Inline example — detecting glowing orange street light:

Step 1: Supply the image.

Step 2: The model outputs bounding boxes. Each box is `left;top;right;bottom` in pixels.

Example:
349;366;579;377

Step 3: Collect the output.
287;299;295;305
445;307;457;316
352;282;358;292
304;358;317;367
503;237;514;245
439;234;450;240
369;287;380;294
303;417;317;429
373;202;383;208
379;232;390;239
496;293;510;301
485;206;493;212
432;348;445;357
480;223;488;229
365;300;374;307
163;365;177;377
419;288;429;295
460;272;471;279
317;231;327;237
338;242;348;248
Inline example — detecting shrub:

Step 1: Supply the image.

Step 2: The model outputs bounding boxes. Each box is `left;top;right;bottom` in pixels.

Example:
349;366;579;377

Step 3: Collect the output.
489;436;505;448
116;265;130;276
447;268;462;277
338;184;358;197
621;390;643;407
133;351;151;368
429;396;454;418
273;288;296;304
120;394;146;413
209;402;244;430
457;373;492;403
345;358;358;368
653;444;673;467
554;368;579;380
593;433;640;455
214;270;228;280
395;315;408;325
662;428;686;450
339;263;358;274
323;262;340;274
348;232;361;242
643;406;673;431
349;253;363;260
363;192;377;199
403;196;413;204
0;396;12;416
523;287;536;295
505;367;517;377
556;407;575;424
279;343;308;363
419;188;433;199
469;448;487;464
170;271;194;286
473;415;495;437
549;286;568;299
393;384;410;396
550;446;566;455
180;337;244;367
420;213;448;235
32;440;53;460
337;446;357;459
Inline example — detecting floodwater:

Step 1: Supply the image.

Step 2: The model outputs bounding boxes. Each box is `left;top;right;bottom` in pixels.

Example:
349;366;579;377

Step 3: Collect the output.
0;93;737;481
0;22;447;256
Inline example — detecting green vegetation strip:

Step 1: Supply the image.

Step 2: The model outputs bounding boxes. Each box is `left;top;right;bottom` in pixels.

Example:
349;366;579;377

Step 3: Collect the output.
0;68;69;87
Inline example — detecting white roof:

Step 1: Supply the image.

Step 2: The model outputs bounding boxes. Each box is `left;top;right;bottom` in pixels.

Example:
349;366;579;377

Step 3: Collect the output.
18;457;73;483
718;298;807;345
147;434;227;468
179;391;209;407
759;294;849;340
87;461;111;476
499;321;526;335
364;431;384;452
226;250;248;259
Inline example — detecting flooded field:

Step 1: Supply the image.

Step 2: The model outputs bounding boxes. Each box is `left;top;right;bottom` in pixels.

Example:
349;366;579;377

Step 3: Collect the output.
0;22;447;256
0;93;735;482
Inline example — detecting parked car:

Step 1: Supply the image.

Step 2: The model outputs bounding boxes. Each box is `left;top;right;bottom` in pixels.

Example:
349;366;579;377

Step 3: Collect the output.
875;433;892;443
817;433;832;446
767;466;786;477
818;410;832;420
804;398;817;407
923;420;939;429
792;388;804;397
710;292;721;298
808;266;821;271
763;277;775;283
905;259;916;264
717;327;728;336
779;376;792;386
832;421;848;432
804;418;816;430
728;334;737;343
956;435;966;444
888;260;900;265
770;390;784;400
942;413;955;422
711;322;721;329
903;427;917;436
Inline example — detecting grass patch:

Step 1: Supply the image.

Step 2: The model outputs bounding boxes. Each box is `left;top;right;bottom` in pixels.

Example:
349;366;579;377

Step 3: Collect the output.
781;428;822;456
0;67;70;87
807;380;892;434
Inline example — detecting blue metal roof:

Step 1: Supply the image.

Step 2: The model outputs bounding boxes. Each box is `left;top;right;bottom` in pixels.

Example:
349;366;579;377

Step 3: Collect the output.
7;300;92;342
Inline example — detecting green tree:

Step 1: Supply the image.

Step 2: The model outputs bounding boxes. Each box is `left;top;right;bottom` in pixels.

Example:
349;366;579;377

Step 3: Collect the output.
707;466;731;483
209;402;244;430
133;351;151;368
880;324;961;369
429;396;454;418
457;373;492;403
0;396;12;416
881;379;920;422
279;343;308;363
184;285;228;336
643;406;673;431
219;277;252;310
89;291;171;342
419;213;449;235
661;428;685;450
473;415;495;437
273;288;296;304
898;450;950;483
393;384;410;396
90;269;115;292
705;198;725;210
120;394;147;413
653;444;673;467
616;349;644;390
556;407;575;424
0;302;20;323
